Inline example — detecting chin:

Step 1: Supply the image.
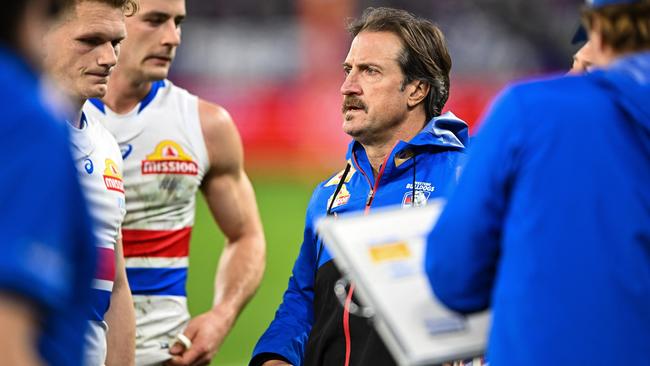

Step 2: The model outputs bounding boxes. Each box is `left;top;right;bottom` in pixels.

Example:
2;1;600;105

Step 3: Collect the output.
145;68;169;82
87;85;108;99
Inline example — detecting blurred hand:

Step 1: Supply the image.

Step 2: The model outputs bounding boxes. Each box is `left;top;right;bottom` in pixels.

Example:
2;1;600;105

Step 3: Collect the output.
164;311;229;366
262;361;293;366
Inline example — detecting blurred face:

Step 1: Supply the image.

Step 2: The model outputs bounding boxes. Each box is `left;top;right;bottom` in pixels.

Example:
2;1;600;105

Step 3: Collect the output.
569;41;597;74
17;0;62;68
340;31;413;146
118;0;185;82
43;1;126;103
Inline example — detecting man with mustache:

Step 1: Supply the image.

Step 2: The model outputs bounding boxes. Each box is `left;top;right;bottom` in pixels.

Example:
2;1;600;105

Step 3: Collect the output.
43;0;138;365
82;0;266;365
251;7;468;366
0;1;97;365
426;0;650;365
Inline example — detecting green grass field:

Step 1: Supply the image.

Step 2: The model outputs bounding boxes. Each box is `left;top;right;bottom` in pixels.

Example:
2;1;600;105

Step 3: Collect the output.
186;175;320;366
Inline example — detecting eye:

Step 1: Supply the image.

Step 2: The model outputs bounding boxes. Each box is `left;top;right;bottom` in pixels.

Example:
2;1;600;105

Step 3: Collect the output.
145;16;166;26
343;66;351;76
78;37;102;46
366;67;379;75
111;39;122;48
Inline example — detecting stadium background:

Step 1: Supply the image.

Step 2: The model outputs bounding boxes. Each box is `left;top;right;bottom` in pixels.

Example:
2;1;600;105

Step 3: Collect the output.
175;0;583;364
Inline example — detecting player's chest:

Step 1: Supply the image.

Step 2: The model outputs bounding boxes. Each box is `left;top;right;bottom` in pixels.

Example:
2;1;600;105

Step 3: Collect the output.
75;150;126;220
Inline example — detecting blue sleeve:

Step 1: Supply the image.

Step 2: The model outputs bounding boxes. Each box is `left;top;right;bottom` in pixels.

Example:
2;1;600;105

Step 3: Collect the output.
425;87;523;313
250;188;322;366
0;112;93;313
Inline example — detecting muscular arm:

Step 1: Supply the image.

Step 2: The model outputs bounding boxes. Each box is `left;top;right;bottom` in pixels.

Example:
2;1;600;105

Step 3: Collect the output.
0;295;43;366
168;100;266;366
105;236;136;366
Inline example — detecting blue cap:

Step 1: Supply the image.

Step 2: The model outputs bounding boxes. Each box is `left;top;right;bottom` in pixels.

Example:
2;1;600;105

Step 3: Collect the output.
586;0;642;8
572;24;588;44
574;0;642;43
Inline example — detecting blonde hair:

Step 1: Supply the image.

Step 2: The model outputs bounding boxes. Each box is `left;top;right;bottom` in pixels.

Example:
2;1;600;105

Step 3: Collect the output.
582;1;650;53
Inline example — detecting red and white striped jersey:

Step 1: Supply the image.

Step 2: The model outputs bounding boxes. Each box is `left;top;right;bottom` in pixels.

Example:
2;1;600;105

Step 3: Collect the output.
68;113;126;366
83;80;210;365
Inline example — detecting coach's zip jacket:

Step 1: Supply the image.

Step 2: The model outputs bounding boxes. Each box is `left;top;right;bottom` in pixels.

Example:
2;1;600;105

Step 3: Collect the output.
250;112;468;366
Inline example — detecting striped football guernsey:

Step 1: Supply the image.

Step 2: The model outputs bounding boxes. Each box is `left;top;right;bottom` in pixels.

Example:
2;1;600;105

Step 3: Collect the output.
84;80;210;365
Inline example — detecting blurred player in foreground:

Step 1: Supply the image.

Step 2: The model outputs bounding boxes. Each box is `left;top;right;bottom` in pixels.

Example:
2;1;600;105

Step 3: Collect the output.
43;0;138;364
82;0;266;364
570;40;597;73
0;0;97;365
426;0;650;364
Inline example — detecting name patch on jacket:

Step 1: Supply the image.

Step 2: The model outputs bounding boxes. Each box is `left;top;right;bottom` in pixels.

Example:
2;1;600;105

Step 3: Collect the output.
141;140;198;175
402;181;434;208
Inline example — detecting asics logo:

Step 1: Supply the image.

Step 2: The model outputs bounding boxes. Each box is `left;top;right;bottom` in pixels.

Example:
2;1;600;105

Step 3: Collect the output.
121;144;133;160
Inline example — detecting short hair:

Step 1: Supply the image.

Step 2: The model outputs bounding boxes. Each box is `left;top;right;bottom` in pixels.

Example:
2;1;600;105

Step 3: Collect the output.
348;7;452;119
581;0;650;53
63;0;139;17
1;0;70;46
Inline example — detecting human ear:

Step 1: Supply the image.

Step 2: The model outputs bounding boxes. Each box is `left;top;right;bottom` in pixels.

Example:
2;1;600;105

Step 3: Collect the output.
407;80;430;108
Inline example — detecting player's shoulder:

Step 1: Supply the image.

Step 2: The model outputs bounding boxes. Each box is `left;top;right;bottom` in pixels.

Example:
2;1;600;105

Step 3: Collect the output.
198;98;237;141
506;72;601;100
85;114;122;159
495;72;606;115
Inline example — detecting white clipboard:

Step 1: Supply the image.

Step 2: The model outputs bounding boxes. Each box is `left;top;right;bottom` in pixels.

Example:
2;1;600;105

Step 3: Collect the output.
316;201;490;366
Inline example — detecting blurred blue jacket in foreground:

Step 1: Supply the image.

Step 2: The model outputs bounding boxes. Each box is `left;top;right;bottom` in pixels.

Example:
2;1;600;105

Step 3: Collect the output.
425;52;650;365
0;45;96;366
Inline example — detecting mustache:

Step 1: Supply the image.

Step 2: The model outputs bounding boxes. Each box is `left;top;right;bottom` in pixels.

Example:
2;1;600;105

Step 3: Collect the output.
342;96;367;113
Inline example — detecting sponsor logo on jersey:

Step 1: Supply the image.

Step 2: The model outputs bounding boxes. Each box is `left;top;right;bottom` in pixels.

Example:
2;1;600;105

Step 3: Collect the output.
103;159;124;193
327;184;351;209
141;140;199;175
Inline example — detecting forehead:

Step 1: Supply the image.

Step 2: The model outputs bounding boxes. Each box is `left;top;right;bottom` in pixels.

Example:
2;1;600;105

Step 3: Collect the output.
138;0;186;16
345;31;403;66
67;1;125;34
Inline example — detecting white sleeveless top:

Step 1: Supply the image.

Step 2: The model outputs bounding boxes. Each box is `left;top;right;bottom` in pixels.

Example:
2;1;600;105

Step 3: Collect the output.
83;80;210;365
68;114;126;366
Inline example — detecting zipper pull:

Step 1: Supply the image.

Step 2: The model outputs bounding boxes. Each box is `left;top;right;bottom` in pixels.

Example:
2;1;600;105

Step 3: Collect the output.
366;189;374;206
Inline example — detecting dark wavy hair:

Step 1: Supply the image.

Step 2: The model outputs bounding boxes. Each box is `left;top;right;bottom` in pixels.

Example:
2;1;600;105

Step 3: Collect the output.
64;0;139;16
348;7;452;120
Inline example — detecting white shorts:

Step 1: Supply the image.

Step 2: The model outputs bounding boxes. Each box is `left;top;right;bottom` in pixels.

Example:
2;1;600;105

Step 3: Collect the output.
84;320;108;366
133;295;190;366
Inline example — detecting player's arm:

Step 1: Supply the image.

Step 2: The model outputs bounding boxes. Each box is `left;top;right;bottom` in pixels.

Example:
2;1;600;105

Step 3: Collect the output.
167;100;266;366
0;295;43;366
105;235;136;366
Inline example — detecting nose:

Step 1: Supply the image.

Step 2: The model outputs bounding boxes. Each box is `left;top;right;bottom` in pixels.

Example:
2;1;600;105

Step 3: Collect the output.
161;20;181;47
340;70;362;96
97;42;118;69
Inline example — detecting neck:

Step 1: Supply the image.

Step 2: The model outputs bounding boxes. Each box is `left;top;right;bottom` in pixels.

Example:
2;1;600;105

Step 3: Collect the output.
67;96;85;128
102;70;153;114
363;142;395;177
68;108;84;129
360;112;427;176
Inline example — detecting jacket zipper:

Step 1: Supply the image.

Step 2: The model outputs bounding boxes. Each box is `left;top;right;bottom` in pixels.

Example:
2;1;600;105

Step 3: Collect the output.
343;152;390;366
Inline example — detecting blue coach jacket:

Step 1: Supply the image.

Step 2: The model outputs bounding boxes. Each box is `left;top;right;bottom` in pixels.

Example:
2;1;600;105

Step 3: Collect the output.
251;112;468;366
427;52;650;365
